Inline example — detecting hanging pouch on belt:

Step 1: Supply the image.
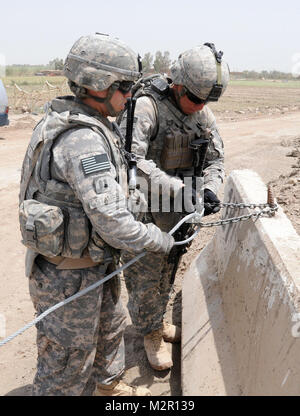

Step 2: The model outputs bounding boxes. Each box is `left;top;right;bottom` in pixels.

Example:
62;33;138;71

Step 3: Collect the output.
19;199;64;257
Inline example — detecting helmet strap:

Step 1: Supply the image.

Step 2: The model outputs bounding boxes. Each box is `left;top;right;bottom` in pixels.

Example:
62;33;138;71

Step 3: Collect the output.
68;80;88;98
178;86;188;98
69;81;120;116
203;43;224;102
103;83;119;117
86;83;119;116
216;61;222;86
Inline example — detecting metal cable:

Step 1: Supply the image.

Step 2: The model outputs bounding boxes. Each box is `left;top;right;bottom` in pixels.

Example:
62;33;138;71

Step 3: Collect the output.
0;212;196;347
0;202;278;347
0;252;145;347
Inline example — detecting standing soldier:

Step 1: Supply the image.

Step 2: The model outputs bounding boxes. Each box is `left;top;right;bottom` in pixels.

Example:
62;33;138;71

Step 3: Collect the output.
118;43;230;371
18;34;175;396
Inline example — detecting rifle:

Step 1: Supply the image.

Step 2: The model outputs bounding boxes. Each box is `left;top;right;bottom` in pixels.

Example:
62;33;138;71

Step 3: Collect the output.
167;128;212;284
125;97;137;193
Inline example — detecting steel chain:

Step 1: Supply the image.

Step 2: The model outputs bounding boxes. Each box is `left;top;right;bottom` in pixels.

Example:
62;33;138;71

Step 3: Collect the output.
199;202;278;228
0;202;278;347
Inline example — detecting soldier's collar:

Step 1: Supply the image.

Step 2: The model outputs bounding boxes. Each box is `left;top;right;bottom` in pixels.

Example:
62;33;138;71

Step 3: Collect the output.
51;96;113;130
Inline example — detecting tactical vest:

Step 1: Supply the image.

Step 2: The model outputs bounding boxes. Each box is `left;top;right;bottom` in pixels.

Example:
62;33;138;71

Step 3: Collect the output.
19;97;127;262
133;74;215;178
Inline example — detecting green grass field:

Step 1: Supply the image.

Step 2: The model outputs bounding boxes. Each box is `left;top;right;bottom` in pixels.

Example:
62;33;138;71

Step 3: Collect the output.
230;79;300;88
3;76;66;88
3;76;300;115
4;76;300;89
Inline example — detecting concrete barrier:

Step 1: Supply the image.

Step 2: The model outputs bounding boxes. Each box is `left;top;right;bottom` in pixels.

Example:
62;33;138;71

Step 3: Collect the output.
182;170;300;395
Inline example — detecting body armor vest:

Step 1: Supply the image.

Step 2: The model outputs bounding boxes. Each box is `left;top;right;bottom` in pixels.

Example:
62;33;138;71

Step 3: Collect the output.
133;75;214;179
19;97;127;261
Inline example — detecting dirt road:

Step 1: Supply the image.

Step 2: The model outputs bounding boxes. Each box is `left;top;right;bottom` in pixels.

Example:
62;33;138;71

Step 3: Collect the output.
0;111;299;396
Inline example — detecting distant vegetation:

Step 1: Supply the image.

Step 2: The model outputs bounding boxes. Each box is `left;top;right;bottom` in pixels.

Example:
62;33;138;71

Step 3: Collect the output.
142;52;300;80
3;53;299;81
230;70;299;81
5;65;49;76
3;76;66;88
4;58;64;77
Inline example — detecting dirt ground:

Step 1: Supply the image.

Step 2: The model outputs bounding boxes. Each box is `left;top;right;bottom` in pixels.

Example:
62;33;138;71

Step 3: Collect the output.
0;102;299;396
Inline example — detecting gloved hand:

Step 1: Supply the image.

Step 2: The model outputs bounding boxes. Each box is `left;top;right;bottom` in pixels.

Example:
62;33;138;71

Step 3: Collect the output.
204;189;221;216
145;223;175;255
162;233;175;255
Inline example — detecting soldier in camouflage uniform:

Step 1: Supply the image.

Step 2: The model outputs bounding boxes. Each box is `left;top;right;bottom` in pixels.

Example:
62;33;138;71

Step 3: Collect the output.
19;34;175;396
118;43;230;371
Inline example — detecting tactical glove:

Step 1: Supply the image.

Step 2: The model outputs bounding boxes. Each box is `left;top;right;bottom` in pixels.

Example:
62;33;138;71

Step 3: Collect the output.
204;189;221;216
162;233;175;255
145;223;175;255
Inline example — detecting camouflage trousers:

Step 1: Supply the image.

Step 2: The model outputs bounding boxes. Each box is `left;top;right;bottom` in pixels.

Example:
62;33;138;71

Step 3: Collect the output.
122;211;183;336
29;255;127;396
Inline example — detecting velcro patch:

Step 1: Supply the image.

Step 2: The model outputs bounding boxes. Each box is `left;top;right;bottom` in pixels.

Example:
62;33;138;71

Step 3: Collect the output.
81;153;111;176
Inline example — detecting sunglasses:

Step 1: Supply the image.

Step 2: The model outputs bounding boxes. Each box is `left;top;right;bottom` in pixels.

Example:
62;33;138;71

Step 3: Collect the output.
185;83;223;105
116;81;134;94
185;88;205;105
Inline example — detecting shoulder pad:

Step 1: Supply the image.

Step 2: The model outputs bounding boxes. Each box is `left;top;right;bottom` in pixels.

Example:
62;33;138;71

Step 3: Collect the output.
151;77;170;97
132;74;168;97
68;112;102;129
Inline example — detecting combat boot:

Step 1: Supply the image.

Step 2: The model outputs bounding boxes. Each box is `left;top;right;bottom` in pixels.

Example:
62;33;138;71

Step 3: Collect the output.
144;328;173;371
94;379;151;396
162;322;181;343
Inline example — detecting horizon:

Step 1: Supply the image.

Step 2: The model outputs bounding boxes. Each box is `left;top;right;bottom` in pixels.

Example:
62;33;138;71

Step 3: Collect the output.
0;0;299;75
2;63;297;76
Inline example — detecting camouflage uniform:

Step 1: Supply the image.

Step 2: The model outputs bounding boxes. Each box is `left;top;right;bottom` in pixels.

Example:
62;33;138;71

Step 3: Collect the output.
18;33;176;395
118;74;225;335
30;256;125;395
20;95;174;396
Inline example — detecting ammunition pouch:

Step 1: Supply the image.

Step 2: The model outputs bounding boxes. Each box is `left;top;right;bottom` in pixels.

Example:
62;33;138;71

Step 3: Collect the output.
19;199;64;257
160;126;195;171
34;192;90;259
20;195;115;264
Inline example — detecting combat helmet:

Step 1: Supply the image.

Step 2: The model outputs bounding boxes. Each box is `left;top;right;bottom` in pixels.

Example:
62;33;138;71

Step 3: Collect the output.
64;33;142;114
170;43;230;103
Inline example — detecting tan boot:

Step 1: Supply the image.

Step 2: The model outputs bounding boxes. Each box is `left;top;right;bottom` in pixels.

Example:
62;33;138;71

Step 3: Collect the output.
162;322;181;343
144;328;173;371
94;379;151;396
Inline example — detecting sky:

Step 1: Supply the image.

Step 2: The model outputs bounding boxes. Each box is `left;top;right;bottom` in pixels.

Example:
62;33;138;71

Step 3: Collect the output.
0;0;299;73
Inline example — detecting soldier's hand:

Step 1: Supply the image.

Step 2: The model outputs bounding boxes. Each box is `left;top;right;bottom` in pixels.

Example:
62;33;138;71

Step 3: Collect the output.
204;189;221;216
162;233;175;255
144;224;175;254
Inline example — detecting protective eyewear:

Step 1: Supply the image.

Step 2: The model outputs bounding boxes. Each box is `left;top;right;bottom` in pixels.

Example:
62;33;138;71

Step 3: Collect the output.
185;83;223;105
184;42;224;105
185;88;205;105
116;81;134;94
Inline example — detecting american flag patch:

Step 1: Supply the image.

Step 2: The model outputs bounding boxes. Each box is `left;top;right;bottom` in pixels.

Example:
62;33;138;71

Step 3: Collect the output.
81;153;111;176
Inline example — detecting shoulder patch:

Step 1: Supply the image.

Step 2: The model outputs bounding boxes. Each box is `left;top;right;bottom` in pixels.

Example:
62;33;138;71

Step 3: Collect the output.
81;153;111;176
